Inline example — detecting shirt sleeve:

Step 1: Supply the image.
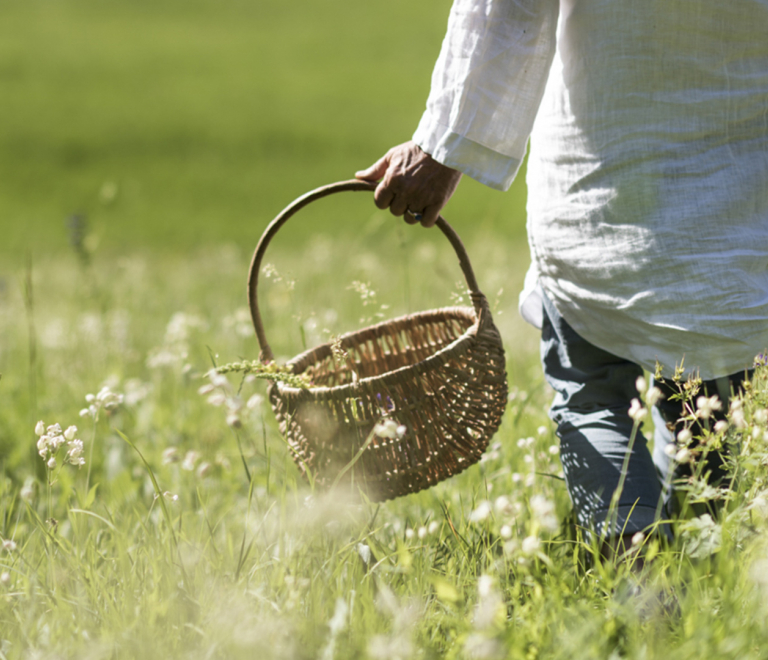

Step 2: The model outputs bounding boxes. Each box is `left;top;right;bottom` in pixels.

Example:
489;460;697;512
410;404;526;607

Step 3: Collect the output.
412;0;560;191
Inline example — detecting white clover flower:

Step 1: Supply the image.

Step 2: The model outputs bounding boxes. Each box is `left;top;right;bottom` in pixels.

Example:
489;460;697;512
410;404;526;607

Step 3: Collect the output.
677;428;693;445
628;398;647;422
522;535;541;555
469;500;492;523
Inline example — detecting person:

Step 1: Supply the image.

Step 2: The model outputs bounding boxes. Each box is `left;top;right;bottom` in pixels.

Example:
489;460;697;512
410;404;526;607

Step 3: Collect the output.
355;0;768;550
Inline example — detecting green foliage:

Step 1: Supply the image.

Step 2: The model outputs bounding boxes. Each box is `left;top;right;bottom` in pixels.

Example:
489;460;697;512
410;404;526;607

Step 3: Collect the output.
1;230;768;659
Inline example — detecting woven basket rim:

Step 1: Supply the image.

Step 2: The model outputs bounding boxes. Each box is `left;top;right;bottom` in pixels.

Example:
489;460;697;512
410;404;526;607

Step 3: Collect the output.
274;305;481;399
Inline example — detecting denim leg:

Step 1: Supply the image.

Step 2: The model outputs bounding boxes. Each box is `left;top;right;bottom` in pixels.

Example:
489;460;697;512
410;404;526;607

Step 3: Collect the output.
540;292;665;538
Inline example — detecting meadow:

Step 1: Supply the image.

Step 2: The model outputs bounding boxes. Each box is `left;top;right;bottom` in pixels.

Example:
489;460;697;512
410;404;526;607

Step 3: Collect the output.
2;1;768;659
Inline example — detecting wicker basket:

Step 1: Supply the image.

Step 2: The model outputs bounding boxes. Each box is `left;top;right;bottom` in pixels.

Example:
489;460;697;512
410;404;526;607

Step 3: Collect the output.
248;180;508;501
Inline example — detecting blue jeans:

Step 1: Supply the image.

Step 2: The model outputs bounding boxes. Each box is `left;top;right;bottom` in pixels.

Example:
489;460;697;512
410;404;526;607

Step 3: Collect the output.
540;290;750;539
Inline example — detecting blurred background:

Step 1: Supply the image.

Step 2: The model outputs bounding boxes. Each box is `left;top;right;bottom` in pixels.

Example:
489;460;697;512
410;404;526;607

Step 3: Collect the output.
0;0;529;261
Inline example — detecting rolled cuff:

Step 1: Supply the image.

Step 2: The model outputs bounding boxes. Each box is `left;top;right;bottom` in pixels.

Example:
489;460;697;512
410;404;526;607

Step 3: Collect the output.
413;111;524;191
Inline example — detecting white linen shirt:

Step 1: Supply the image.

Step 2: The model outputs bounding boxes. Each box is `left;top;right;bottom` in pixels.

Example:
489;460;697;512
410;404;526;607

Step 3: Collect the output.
413;0;768;379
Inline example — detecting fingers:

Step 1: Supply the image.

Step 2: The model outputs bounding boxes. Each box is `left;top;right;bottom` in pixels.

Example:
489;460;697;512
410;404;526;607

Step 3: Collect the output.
355;153;390;182
420;204;441;228
373;183;394;210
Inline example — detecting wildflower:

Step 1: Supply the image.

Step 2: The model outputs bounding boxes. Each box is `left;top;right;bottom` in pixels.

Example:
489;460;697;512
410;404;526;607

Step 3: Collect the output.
631;532;645;547
646;386;663;407
196;462;212;478
246;394;264;410
537;425;549;436
635;376;647;395
0;572;9;585
47;457;57;470
494;495;514;517
405;528;415;540
34;420;45;436
374;419;406;440
675;447;692;463
521;535;541;555
664;443;677;458
530;494;558;533
417;526;427;539
755;408;768;426
500;524;513;539
677;428;693;445
428;521;440;535
2;539;16;552
80;385;124;419
696;395;722;419
181;451;200;471
628;398;647;422
66;439;85;466
162;447;180;464
714;420;729;434
226;412;242;428
469;500;492;523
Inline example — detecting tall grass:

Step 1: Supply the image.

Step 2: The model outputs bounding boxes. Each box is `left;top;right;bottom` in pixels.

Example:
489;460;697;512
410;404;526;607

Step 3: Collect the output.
2;225;768;659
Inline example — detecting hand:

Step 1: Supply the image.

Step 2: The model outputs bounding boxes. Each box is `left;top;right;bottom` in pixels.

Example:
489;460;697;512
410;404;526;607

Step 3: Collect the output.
355;141;462;227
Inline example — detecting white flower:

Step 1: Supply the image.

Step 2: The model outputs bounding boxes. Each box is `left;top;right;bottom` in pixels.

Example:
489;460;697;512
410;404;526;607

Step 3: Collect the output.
631;532;645;547
246;394;264;410
537;425;549;437
226;413;242;428
417;526;427;539
646;386;663;407
404;528;415;540
66;439;85;466
755;409;768;426
635;376;648;395
500;525;513;539
521;535;541;555
469;500;492;523
628;398;647;422
64;425;77;442
162;447;180;464
34;420;45;436
548;445;559;456
477;575;495;598
664;443;677;458
374;419;401;440
357;543;372;565
428;521;440;535
0;572;9;585
530;494;558;533
714;420;729;434
677;428;693;445
675;447;692;463
2;539;17;552
196;462;212;478
181;451;200;471
47;457;57;470
696;395;722;419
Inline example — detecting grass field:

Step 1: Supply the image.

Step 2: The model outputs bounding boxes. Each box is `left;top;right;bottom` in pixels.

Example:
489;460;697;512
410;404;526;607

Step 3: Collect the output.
3;1;768;659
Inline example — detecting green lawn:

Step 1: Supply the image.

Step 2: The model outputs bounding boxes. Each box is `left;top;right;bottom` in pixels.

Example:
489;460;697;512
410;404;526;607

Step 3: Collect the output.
0;0;527;261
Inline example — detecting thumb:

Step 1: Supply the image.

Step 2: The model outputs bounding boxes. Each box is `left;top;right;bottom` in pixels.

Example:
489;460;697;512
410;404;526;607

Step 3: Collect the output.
355;153;390;182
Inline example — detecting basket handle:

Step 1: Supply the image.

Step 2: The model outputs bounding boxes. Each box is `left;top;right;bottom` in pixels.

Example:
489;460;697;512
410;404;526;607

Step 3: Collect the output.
248;179;485;364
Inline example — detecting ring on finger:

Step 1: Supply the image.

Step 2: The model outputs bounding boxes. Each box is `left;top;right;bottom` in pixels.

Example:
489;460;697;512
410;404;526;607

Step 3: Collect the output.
406;209;423;221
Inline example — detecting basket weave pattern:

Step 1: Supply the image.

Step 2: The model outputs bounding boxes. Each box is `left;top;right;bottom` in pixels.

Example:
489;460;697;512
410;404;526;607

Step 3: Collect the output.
249;181;508;501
